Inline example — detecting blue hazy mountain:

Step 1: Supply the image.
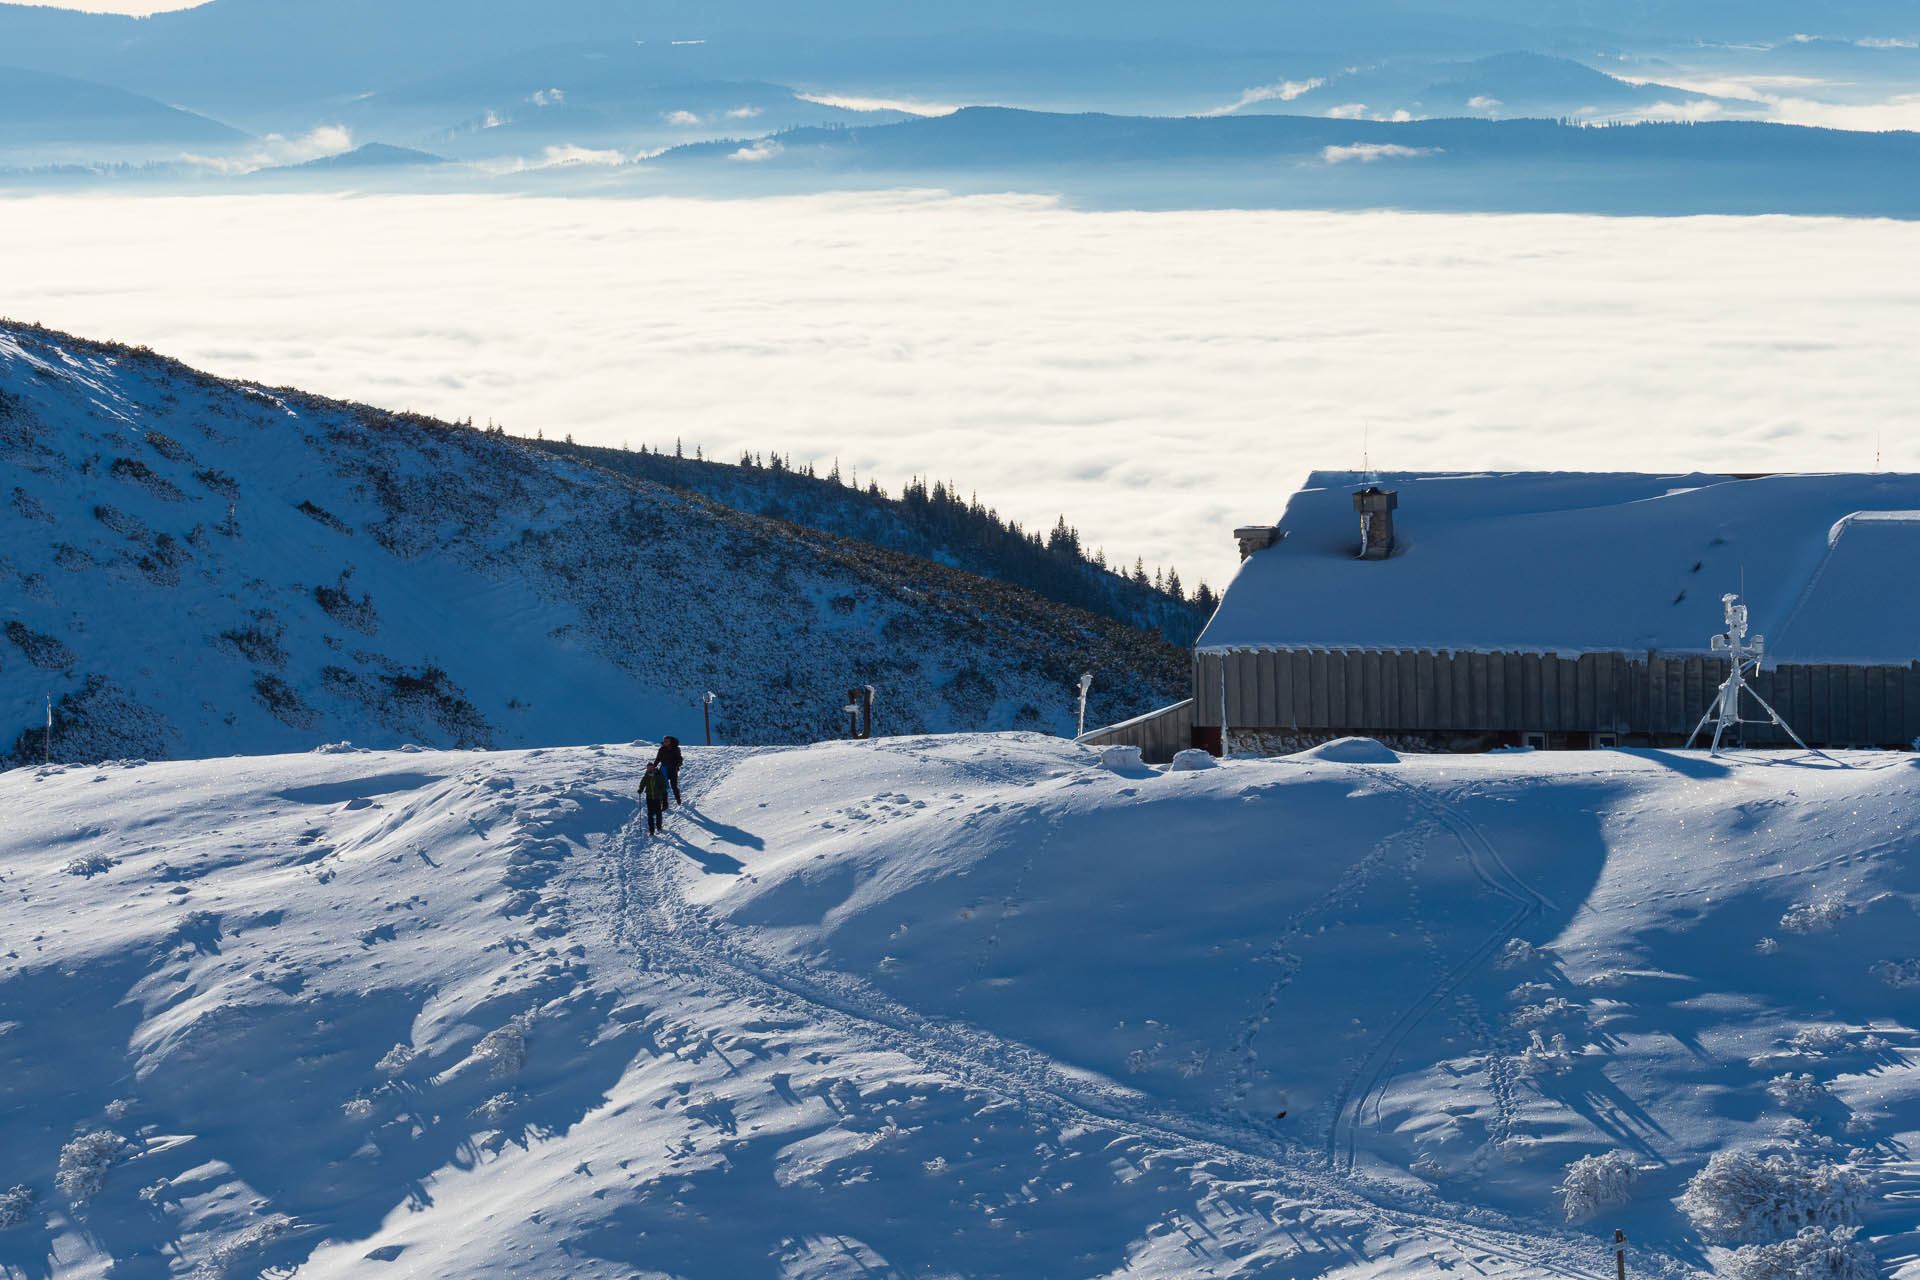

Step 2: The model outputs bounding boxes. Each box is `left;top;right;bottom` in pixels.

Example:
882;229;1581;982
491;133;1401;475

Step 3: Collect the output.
0;64;247;158
14;0;1912;119
282;142;446;169
334;44;912;158
650;107;1920;218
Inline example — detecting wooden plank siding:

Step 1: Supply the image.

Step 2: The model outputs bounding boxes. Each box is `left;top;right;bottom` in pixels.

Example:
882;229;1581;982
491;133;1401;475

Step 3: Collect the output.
1191;649;1920;746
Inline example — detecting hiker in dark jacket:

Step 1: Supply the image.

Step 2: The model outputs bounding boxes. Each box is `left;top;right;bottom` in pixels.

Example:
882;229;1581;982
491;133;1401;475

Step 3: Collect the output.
639;762;671;836
653;735;683;806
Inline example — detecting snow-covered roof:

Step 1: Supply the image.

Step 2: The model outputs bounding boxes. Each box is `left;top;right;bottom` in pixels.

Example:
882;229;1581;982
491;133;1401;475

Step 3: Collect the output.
1197;471;1920;665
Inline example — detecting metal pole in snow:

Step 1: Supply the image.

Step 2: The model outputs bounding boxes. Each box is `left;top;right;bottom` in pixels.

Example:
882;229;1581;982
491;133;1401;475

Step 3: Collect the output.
44;692;52;766
1614;1228;1626;1280
703;692;715;746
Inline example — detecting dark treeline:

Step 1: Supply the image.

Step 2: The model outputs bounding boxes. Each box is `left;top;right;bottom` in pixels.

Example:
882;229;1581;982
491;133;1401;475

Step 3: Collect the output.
530;437;1215;645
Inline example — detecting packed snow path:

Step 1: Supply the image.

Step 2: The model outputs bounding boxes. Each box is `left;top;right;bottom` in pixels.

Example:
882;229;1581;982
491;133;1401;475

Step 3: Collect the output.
2;735;1917;1278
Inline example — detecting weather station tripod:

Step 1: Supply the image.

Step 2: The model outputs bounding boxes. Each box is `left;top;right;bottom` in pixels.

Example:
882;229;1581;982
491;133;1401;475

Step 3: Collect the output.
1685;592;1822;757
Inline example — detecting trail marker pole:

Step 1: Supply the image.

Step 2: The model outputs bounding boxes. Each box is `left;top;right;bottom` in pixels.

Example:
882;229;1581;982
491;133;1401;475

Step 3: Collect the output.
843;686;874;740
1614;1228;1626;1280
703;692;716;746
1075;673;1093;738
44;692;52;766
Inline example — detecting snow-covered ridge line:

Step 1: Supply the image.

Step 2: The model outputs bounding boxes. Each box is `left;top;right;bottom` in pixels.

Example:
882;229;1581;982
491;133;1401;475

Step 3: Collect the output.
0;320;1186;764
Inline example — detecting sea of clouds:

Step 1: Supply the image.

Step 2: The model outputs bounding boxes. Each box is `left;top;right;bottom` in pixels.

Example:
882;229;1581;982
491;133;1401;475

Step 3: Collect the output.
2;191;1915;587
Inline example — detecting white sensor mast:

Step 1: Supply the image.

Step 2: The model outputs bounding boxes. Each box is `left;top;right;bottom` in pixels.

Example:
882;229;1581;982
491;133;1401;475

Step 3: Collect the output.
1686;592;1816;755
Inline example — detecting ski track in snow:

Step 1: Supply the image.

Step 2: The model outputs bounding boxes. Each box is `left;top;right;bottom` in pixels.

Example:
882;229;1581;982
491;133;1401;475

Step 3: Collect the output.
1322;766;1552;1178
593;756;1620;1280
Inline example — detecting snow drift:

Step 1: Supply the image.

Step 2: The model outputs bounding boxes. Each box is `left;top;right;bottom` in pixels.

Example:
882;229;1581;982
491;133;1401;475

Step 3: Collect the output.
2;738;1917;1277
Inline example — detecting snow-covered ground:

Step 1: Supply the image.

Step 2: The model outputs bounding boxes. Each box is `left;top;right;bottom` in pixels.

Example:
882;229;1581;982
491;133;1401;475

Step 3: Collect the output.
3;736;1916;1278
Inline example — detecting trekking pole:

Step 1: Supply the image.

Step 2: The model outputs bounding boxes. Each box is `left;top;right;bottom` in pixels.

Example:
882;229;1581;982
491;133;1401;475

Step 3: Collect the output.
1614;1228;1626;1280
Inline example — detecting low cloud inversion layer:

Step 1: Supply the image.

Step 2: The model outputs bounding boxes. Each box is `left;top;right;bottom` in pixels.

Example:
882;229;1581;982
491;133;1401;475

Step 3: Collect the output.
2;191;1915;586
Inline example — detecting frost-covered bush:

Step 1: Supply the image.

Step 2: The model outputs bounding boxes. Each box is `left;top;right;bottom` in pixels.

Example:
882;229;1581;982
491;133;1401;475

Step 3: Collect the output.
341;1098;375;1121
1756;937;1780;955
1509;997;1575;1028
1869;959;1920;989
1494;938;1539;969
1518;1031;1575;1076
376;1043;416;1076
1789;1027;1851;1057
0;1185;34;1229
472;1013;533;1078
472;1093;520;1127
1767;1074;1832;1112
193;1212;292;1279
56;1130;133;1201
1557;1149;1641;1222
1680;1151;1867;1242
1723;1226;1875;1280
64;853;117;878
1780;896;1848;934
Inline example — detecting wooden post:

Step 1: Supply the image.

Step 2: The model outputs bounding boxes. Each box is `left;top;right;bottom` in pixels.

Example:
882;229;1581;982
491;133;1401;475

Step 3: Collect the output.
1614;1228;1626;1280
702;692;715;746
845;687;874;740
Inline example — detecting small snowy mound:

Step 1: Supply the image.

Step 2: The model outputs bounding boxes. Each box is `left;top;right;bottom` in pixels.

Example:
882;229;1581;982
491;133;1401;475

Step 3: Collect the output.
1167;749;1217;771
1295;736;1400;764
1099;745;1144;771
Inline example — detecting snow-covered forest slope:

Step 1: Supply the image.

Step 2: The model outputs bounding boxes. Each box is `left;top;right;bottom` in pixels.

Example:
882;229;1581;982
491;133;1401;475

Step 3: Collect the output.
1;739;1915;1277
0;321;1186;764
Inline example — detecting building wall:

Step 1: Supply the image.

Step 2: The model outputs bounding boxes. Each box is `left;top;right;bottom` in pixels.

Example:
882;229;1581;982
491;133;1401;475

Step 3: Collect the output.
1193;649;1920;747
1079;698;1194;764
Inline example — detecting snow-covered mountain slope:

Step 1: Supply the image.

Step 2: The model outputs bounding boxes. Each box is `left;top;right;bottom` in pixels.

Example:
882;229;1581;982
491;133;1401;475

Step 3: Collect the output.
0;321;1185;764
2;737;1915;1277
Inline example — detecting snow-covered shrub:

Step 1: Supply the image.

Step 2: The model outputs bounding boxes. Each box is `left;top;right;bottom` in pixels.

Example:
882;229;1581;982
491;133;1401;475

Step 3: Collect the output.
103;1097;133;1121
1494;939;1539;969
472;1093;520;1127
1789;1027;1851;1057
1509;997;1575;1028
1680;1151;1867;1242
1869;959;1920;989
1757;937;1780;955
0;1185;33;1229
1723;1226;1875;1280
472;1013;533;1078
1767;1074;1832;1112
1518;1031;1575;1076
341;1098;375;1121
1780;896;1848;934
1557;1149;1641;1221
376;1043;416;1076
192;1212;292;1279
64;853;117;878
56;1130;133;1201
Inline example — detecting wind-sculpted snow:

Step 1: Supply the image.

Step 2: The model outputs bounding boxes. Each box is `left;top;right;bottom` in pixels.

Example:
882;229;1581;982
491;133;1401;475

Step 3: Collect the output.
1;738;1916;1277
0;321;1185;764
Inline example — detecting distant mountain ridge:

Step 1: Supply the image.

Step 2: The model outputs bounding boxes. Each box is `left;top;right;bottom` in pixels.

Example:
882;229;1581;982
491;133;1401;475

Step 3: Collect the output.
0;321;1187;765
652;107;1920;218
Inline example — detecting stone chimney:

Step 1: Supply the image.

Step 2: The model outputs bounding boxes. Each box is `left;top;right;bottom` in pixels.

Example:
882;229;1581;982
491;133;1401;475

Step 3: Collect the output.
1352;487;1397;560
1234;525;1280;561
